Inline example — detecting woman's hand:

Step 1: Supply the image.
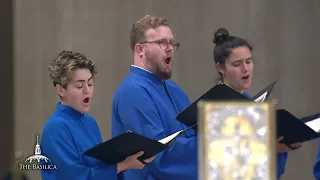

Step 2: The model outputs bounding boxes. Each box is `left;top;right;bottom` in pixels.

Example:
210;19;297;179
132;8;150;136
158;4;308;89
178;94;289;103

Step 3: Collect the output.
277;136;302;152
117;151;156;173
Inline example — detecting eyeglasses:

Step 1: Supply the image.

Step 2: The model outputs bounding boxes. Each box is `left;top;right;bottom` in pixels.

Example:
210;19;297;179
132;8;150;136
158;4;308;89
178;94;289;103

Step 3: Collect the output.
140;39;180;51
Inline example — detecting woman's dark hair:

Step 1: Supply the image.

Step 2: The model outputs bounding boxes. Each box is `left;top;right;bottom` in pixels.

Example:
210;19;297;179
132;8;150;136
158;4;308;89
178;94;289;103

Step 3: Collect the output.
213;28;253;80
213;28;253;65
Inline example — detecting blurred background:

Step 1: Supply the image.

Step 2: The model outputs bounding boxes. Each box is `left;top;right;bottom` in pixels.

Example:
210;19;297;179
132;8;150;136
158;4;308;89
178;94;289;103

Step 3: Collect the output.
1;0;319;179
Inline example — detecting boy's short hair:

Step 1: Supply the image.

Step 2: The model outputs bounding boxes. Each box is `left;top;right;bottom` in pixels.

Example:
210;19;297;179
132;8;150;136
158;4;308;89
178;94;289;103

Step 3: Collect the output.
48;50;97;88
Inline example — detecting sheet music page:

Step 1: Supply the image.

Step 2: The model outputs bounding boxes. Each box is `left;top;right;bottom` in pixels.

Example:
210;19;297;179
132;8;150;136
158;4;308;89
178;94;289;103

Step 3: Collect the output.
254;91;267;102
158;130;182;144
305;117;320;132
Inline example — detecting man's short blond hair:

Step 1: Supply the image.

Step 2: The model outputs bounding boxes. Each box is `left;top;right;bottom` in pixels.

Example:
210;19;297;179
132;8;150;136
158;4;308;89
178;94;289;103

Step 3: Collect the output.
48;50;97;88
130;15;169;51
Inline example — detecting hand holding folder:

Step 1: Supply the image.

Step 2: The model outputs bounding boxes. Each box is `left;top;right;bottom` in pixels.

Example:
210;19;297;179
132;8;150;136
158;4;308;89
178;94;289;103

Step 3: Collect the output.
276;136;302;152
117;151;155;171
82;124;196;164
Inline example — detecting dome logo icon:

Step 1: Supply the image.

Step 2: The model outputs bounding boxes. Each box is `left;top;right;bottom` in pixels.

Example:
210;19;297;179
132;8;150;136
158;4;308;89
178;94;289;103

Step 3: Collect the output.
19;134;57;170
25;135;51;163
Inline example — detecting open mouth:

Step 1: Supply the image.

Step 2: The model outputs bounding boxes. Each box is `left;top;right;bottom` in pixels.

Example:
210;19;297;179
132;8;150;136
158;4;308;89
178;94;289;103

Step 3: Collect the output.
83;97;90;104
242;75;250;80
164;57;172;65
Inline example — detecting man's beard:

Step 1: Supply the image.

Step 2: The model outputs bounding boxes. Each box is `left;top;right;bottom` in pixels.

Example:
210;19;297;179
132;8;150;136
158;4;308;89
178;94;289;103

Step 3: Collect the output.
145;51;172;80
157;68;172;80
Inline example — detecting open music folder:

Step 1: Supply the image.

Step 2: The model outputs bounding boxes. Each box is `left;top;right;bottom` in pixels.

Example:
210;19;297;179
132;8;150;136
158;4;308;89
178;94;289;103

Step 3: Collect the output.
252;80;277;102
175;81;277;128
276;110;320;145
175;83;320;145
82;124;196;164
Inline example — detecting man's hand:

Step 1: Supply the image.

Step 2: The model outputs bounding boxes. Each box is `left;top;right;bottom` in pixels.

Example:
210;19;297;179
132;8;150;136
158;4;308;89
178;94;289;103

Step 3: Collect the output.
117;151;156;173
277;136;302;152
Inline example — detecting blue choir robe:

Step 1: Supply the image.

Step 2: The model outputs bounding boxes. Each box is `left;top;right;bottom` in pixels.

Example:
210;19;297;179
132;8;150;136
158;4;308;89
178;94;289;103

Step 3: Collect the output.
112;66;198;180
243;92;288;179
40;102;117;180
313;146;320;179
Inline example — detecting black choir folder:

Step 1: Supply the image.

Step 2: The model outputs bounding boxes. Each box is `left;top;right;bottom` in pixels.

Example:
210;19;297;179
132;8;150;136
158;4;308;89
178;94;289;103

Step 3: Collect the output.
175;81;277;128
252;80;277;102
175;82;320;146
277;110;320;145
83;124;196;164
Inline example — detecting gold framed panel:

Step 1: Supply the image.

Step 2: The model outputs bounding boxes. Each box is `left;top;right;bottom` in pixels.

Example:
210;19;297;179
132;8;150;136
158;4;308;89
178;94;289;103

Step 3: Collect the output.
198;101;276;180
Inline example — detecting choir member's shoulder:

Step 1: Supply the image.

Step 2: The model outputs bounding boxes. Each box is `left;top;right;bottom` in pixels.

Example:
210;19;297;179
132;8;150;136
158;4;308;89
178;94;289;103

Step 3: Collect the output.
42;115;71;133
117;83;150;97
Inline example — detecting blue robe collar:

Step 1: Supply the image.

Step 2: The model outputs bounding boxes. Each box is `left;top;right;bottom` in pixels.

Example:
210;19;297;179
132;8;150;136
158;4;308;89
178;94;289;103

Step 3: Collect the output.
243;92;252;99
218;80;252;99
56;102;84;119
130;65;164;84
